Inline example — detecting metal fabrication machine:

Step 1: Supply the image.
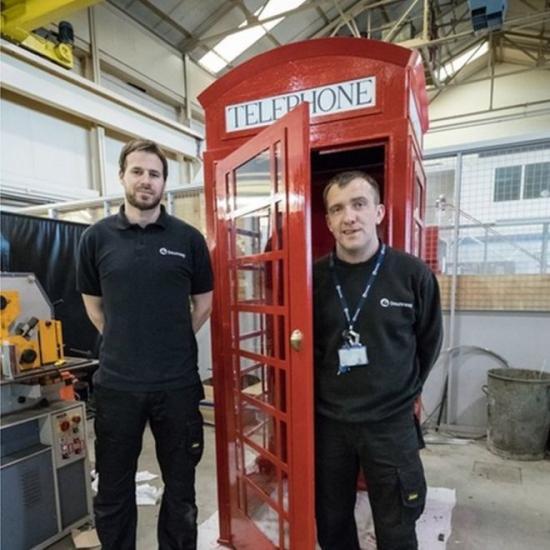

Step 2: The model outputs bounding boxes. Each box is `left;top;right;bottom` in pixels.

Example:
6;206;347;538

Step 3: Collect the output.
0;273;94;549
1;273;64;376
1;401;93;549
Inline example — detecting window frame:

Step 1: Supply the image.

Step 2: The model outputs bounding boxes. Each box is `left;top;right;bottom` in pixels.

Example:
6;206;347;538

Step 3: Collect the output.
493;162;550;202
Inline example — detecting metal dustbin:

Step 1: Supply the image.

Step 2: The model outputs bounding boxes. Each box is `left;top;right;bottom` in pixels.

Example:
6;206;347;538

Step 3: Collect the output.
486;368;550;460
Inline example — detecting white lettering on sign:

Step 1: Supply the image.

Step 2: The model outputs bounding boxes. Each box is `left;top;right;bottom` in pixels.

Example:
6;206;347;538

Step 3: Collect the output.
225;77;376;132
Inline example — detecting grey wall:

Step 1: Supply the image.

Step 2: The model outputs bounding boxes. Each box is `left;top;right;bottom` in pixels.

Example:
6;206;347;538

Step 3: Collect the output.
422;311;550;430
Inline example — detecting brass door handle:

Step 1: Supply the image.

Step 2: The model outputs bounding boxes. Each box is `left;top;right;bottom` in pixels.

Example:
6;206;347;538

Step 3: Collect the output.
290;329;303;351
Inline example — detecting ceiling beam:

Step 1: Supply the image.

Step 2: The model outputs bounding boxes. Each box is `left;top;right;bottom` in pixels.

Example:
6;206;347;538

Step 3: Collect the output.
234;0;282;48
517;0;541;11
409;10;550;49
502;34;540;62
133;0;193;39
385;0;422;42
177;1;237;51
314;2;331;26
427;64;550;95
191;0;322;47
430;36;487;102
421;45;442;88
312;0;407;38
333;0;361;37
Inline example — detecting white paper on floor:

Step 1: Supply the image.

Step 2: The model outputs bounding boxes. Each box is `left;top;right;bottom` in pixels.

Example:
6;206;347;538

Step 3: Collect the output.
136;470;158;482
136;483;163;505
197;486;456;550
71;527;101;549
90;470;163;506
197;512;226;549
416;487;457;549
90;469;98;493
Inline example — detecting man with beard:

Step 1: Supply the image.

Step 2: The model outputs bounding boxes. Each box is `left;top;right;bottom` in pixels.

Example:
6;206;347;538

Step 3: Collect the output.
77;139;213;550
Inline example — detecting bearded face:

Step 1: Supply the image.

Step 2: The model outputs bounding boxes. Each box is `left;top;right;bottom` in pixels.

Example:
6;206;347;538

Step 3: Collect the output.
120;151;166;211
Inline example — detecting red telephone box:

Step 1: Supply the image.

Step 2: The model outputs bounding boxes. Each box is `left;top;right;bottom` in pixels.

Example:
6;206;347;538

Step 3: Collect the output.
198;37;428;550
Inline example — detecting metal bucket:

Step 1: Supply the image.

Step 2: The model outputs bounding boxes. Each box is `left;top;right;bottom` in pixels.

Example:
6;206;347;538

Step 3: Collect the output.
486;368;550;460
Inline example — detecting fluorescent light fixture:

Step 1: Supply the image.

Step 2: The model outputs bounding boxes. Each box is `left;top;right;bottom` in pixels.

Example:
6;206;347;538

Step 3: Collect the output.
437;40;489;82
199;0;307;74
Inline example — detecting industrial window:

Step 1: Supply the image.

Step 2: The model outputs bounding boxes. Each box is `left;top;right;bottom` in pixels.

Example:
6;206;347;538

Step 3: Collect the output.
493;166;521;202
523;162;550;199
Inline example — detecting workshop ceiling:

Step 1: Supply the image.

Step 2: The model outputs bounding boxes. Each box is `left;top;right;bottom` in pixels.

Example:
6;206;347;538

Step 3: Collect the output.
109;0;549;95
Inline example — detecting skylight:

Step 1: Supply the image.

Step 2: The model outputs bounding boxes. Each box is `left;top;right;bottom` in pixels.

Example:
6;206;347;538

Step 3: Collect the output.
199;0;307;74
437;40;489;82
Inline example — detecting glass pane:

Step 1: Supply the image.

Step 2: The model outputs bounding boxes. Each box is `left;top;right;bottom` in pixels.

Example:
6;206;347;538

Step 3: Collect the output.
242;444;278;495
494;165;521;202
414;222;422;257
523;161;550;199
414;178;423;220
280;420;288;465
282;520;290;549
240;358;276;407
226;172;232;207
273;200;284;251
244;479;280;546
274;141;283;194
241;403;276;454
235;439;244;509
237;263;266;303
235;207;272;256
279;369;288;414
238;312;274;357
236;261;284;307
275;314;286;360
234;149;271;211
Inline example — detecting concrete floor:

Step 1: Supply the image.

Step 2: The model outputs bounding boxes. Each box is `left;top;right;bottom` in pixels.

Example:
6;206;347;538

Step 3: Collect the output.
421;435;550;549
48;425;550;550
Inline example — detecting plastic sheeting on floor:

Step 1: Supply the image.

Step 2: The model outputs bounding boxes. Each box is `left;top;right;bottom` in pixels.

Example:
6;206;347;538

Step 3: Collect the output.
197;487;456;550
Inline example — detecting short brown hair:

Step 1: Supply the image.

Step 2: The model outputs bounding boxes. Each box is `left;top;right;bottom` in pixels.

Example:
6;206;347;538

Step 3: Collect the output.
323;170;381;208
119;139;168;180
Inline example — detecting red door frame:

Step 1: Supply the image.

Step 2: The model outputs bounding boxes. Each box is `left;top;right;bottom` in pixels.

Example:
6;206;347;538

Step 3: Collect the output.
212;104;314;549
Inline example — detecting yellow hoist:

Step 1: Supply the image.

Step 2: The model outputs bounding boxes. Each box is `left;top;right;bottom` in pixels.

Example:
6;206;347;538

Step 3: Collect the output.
1;0;102;69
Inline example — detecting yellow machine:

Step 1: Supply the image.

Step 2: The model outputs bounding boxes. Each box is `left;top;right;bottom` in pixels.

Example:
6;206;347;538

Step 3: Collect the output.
1;0;102;69
1;273;64;379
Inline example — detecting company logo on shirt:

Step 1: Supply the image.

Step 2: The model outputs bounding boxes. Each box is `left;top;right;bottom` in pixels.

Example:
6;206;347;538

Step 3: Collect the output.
159;247;186;259
380;298;413;309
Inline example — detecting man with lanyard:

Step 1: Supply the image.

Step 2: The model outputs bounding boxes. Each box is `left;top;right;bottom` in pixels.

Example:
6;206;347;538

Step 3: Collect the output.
77;139;213;550
313;170;443;549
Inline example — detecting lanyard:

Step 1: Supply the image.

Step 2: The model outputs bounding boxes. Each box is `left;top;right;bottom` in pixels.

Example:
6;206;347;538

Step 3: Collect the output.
329;243;386;332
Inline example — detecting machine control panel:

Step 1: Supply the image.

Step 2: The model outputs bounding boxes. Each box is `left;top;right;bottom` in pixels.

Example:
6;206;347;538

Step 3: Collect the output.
51;405;86;466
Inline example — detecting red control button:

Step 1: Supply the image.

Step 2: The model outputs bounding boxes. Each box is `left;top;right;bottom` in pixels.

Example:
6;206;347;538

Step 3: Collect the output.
60;421;70;432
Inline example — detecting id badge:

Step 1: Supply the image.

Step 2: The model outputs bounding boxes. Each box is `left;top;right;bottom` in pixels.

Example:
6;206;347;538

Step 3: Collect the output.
338;344;368;369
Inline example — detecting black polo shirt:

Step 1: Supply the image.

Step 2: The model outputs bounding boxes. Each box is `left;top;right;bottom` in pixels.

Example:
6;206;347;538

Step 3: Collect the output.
76;205;213;391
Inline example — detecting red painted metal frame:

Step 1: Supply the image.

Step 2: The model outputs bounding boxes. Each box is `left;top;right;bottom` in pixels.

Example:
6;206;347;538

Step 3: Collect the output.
199;37;429;549
211;105;314;549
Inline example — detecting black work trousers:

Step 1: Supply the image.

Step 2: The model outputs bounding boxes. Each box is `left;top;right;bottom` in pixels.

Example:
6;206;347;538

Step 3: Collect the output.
315;414;426;550
93;384;204;550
